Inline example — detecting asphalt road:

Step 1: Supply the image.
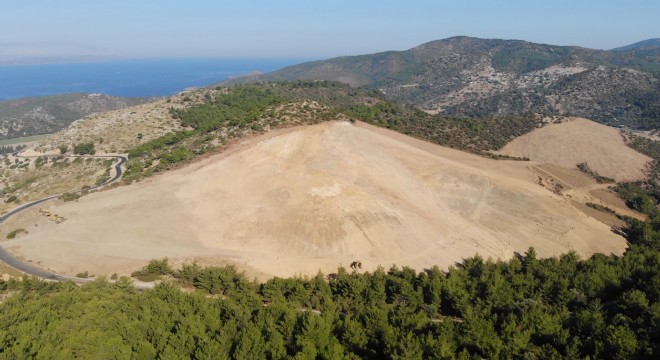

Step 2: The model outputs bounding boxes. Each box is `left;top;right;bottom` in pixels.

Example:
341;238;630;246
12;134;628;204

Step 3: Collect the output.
0;154;128;284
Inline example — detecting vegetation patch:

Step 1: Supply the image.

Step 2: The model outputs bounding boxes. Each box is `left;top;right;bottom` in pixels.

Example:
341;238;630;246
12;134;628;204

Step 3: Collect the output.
3;195;18;204
0;145;27;156
577;163;615;183
3;175;41;194
73;142;96;155
59;192;81;202
170;85;286;132
616;182;658;215
131;258;173;282
585;202;617;215
6;228;27;239
95;167;112;185
34;156;46;168
172;263;247;296
617;133;660;216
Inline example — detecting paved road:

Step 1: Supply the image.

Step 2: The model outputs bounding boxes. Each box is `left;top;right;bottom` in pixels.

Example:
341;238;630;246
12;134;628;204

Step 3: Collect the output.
0;154;131;285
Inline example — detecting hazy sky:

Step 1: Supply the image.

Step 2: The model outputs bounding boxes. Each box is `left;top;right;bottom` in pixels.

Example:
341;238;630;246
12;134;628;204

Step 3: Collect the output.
1;0;658;63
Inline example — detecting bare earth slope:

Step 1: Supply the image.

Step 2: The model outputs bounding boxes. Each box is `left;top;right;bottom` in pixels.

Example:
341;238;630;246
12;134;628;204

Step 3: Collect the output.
499;117;652;182
1;121;626;279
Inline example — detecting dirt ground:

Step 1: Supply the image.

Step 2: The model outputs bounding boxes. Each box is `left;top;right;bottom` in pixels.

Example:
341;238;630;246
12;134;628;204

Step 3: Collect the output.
0;121;627;280
499;117;652;182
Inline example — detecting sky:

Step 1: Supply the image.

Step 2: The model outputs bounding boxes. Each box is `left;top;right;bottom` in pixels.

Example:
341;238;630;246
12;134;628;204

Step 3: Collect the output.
0;0;658;64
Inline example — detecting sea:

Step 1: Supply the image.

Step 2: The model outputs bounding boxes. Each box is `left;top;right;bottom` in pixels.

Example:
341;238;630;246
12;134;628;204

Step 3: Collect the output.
0;58;306;101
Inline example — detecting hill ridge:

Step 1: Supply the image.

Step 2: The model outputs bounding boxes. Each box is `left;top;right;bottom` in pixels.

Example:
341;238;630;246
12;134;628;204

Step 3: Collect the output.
225;36;660;129
612;38;660;51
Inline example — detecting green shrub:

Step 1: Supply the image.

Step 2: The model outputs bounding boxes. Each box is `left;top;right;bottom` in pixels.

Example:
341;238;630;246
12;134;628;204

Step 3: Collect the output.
577;163;615;183
73;142;95;155
173;263;249;295
131;258;172;282
6;228;26;239
157;147;193;169
586;202;617;214
59;192;81;202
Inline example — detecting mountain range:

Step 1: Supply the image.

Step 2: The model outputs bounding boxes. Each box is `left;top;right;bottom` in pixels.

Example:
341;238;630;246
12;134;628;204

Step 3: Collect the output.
0;36;658;141
227;36;660;129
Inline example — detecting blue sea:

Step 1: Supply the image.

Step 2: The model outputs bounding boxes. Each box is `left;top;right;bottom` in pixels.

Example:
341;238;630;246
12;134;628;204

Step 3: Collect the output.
0;58;305;101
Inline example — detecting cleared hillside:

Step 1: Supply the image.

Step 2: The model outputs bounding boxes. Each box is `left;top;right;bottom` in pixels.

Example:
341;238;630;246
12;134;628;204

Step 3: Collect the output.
1;121;626;279
499;117;652;181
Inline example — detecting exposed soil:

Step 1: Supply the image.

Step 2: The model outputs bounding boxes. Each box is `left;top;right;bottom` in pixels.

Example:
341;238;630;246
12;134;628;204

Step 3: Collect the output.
1;121;627;280
499;117;652;182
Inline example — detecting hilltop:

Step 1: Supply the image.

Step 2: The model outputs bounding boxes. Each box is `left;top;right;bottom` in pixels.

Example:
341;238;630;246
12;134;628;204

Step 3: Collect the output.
226;36;660;129
612;38;660;52
0;93;149;140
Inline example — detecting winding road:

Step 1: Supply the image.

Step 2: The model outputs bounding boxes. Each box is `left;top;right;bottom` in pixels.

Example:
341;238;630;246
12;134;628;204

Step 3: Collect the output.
0;154;128;284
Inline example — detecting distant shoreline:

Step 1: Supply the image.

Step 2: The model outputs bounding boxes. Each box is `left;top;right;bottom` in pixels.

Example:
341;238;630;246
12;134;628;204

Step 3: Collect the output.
0;58;305;101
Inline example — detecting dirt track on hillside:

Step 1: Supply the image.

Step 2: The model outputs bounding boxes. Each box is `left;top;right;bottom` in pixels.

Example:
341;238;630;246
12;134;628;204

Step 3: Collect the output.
1;121;627;280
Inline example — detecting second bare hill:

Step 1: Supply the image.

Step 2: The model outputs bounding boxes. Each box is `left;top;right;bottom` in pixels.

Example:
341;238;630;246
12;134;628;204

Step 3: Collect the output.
499;117;652;181
2;121;626;279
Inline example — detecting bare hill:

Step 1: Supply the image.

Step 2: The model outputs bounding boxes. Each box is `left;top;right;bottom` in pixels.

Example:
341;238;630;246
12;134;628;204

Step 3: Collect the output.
1;121;626;279
499;117;652;181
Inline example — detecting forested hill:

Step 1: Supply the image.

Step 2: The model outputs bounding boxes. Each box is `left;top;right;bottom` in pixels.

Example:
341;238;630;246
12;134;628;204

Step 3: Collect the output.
0;93;149;140
225;36;660;130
